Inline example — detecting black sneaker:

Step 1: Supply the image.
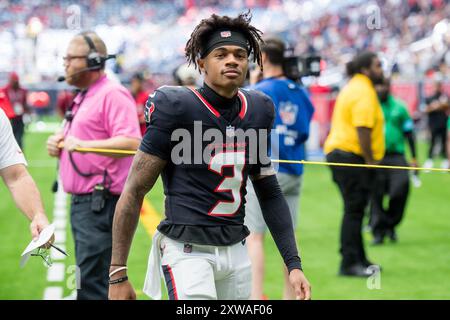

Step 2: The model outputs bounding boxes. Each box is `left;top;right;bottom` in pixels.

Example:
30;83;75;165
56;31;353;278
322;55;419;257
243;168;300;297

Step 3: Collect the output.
371;233;384;245
363;259;382;272
387;229;398;243
339;263;377;277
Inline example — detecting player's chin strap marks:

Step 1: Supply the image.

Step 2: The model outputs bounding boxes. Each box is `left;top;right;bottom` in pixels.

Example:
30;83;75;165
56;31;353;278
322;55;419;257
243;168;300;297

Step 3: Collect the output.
252;174;303;273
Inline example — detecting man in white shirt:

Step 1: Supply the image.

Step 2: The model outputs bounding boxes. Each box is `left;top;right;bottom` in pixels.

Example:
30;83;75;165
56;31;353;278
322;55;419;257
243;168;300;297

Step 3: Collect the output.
0;108;50;240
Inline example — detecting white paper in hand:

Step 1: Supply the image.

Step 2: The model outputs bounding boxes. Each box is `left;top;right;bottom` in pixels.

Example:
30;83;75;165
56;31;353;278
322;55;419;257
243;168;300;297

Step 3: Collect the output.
20;223;55;268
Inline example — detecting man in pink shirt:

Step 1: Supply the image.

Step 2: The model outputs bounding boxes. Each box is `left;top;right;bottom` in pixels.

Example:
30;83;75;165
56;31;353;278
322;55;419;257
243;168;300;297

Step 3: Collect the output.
47;32;141;300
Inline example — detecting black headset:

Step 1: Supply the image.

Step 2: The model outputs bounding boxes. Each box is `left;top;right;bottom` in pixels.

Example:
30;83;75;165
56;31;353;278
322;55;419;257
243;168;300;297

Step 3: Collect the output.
82;34;105;70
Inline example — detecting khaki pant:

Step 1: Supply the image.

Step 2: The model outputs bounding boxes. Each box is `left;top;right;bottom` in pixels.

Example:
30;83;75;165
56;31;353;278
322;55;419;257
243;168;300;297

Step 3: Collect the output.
244;172;302;233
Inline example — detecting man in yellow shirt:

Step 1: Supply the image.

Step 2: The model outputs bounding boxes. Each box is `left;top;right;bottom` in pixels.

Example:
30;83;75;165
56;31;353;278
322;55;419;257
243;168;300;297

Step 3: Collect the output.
324;51;385;277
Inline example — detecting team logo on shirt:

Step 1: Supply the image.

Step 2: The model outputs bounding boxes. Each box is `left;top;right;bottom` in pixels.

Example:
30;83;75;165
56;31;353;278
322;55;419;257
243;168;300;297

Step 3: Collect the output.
144;101;155;123
279;101;299;126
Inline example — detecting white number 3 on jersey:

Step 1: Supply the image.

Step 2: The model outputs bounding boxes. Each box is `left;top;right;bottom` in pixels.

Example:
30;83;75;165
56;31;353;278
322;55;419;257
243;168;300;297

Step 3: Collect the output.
208;151;246;216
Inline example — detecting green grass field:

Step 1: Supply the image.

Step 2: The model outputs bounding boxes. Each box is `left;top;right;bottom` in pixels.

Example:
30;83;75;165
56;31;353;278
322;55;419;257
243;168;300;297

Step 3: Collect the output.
1;130;449;300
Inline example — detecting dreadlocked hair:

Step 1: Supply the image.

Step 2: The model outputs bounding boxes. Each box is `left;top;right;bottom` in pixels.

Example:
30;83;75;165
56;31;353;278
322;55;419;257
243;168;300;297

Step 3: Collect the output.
185;11;264;71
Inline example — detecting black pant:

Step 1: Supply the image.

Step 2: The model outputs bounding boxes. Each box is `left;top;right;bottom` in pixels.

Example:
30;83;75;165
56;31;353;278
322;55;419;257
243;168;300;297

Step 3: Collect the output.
70;193;119;300
11;116;24;149
369;153;409;236
327;150;373;267
428;127;447;158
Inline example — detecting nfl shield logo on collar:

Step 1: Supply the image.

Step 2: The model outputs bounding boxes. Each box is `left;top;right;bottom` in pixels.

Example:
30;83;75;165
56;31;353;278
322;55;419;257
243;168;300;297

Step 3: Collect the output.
226;125;235;137
221;31;231;38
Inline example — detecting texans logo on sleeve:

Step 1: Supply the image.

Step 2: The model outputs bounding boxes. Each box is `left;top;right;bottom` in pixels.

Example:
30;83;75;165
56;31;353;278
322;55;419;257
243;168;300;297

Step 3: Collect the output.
144;101;155;123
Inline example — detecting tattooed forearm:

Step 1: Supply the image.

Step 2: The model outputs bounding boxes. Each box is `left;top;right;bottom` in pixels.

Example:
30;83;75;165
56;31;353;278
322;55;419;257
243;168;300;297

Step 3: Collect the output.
111;150;166;265
111;192;143;265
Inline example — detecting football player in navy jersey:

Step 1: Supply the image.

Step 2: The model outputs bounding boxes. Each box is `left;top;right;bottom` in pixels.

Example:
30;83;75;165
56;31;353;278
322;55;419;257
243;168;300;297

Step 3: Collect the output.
108;12;311;300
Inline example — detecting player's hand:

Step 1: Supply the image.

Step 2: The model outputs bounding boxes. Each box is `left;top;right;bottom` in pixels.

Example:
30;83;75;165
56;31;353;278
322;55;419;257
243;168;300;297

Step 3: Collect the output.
47;132;64;157
108;280;136;300
30;212;49;240
64;135;84;152
30;212;54;248
289;269;311;300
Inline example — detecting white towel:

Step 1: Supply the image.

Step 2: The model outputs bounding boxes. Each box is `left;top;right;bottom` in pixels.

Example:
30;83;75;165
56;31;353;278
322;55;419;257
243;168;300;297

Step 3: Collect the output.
143;231;164;300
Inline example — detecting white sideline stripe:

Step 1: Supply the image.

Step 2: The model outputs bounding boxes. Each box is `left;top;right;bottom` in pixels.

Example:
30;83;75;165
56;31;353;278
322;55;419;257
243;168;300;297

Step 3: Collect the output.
55;202;67;208
47;263;65;282
55;199;67;206
54;230;66;244
53;210;66;218
50;244;67;261
43;178;68;300
54;218;66;230
43;287;63;300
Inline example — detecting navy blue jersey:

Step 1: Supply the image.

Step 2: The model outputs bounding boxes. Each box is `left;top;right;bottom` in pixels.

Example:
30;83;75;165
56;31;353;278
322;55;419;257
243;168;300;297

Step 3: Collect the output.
139;85;275;245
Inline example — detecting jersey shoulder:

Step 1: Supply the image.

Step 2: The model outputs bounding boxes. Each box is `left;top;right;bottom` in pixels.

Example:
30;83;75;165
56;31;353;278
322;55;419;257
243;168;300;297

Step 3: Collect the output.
149;85;193;107
241;87;275;126
242;87;274;111
144;86;191;122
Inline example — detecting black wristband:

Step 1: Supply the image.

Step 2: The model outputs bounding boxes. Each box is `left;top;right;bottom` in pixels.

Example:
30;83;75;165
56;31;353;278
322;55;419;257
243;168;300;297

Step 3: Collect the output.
109;276;128;285
110;264;126;267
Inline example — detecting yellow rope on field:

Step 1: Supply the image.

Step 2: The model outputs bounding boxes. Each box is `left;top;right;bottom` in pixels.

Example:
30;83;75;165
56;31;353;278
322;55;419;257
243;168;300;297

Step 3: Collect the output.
273;159;450;173
74;147;137;156
70;147;450;173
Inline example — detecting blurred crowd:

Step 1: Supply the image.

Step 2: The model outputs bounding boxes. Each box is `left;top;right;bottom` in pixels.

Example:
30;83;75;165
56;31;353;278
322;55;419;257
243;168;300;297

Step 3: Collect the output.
0;0;184;28
291;0;450;79
0;0;448;85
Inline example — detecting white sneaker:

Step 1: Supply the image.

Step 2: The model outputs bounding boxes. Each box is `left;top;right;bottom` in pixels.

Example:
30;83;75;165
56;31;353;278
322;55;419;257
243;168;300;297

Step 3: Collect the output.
423;159;433;173
441;159;449;170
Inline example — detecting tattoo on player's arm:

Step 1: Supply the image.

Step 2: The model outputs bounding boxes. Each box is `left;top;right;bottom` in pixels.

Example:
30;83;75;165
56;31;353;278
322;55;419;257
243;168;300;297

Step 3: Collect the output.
129;150;167;196
111;151;166;265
